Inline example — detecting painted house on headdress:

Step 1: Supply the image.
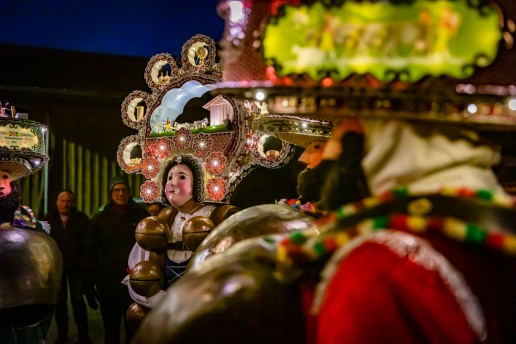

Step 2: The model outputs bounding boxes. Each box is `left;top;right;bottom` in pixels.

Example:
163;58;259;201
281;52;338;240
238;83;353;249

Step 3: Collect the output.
202;95;234;126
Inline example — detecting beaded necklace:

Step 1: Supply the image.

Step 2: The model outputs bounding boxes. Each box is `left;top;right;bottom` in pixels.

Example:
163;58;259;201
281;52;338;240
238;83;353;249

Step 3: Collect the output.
277;198;323;217
277;187;516;265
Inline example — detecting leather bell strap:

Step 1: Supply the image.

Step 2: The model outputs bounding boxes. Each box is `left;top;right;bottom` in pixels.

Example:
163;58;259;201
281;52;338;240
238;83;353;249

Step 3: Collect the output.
167;241;187;251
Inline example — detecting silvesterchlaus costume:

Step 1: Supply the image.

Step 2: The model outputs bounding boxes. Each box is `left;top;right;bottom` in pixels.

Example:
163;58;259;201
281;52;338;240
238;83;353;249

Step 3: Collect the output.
0;115;62;343
132;0;516;343
132;119;516;343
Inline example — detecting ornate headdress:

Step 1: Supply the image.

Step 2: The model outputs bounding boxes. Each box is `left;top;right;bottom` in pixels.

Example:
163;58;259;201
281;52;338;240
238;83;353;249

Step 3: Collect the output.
0;111;49;181
118;34;301;204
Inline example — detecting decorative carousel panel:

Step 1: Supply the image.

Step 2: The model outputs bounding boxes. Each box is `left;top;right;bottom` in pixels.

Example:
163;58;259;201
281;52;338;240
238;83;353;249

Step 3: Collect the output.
144;53;179;90
181;34;219;75
250;132;295;169
121;91;151;130
117;135;144;174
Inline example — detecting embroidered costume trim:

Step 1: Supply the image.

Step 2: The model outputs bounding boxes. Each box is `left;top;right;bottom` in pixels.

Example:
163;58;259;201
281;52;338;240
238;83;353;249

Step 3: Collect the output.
312;231;487;341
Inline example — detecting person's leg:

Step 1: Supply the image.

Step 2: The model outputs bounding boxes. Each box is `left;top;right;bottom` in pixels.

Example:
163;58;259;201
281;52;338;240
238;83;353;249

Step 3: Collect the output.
69;271;91;343
54;274;69;343
98;290;121;344
120;285;135;344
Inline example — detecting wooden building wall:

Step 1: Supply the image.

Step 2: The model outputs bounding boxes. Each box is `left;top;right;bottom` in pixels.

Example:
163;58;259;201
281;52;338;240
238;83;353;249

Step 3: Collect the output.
0;44;150;217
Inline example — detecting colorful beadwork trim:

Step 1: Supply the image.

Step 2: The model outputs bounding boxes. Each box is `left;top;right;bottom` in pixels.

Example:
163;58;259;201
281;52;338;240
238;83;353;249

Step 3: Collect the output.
313;231;487;342
277;187;516;267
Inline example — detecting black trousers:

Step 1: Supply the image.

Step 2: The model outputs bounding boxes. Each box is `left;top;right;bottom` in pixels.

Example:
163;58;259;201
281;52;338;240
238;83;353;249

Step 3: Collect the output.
98;285;133;344
55;269;90;340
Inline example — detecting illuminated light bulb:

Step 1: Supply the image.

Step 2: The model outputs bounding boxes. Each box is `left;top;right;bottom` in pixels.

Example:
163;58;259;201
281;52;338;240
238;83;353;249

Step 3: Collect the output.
199;141;206;148
213;186;220;192
508;98;516;111
467;104;478;114
146;188;152;194
229;1;245;23
301;123;307;128
255;91;265;101
160;144;166;150
212;160;219;167
281;99;289;107
147;165;154;171
321;77;333;87
179;136;185;142
246;138;252;145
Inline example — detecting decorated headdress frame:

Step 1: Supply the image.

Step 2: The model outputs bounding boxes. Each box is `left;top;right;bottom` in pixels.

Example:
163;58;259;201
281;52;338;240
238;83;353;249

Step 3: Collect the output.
0;117;49;181
118;34;298;204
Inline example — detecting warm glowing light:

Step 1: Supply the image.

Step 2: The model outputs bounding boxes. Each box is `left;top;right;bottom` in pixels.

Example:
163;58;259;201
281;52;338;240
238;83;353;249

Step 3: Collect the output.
255;91;265;101
199;141;206;148
212;160;219;167
467;104;478;114
508;98;516;111
213;186;220;192
179;136;185;142
321;77;333;87
159;144;166;150
229;1;245;23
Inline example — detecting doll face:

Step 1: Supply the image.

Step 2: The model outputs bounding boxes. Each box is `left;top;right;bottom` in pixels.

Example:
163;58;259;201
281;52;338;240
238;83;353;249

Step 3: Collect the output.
0;170;12;198
165;164;194;208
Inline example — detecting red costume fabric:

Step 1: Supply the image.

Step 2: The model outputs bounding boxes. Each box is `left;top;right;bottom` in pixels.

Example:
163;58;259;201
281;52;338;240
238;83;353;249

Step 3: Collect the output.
315;230;516;343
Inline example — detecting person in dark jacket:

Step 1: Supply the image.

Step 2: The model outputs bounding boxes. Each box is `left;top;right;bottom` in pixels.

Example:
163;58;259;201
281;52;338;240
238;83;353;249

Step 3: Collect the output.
44;190;93;344
84;176;148;344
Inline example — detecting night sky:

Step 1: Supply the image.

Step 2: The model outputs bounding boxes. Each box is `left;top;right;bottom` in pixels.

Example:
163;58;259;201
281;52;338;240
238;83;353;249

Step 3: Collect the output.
0;0;224;57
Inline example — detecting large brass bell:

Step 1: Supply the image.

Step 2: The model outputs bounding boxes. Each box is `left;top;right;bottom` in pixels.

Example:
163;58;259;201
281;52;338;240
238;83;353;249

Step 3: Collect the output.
135;216;170;252
126;301;150;334
182;216;215;251
0;227;63;329
129;260;163;297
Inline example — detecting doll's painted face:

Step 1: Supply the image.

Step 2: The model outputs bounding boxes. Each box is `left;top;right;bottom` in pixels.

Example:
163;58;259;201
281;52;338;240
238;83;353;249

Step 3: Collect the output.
0;170;12;198
165;164;194;208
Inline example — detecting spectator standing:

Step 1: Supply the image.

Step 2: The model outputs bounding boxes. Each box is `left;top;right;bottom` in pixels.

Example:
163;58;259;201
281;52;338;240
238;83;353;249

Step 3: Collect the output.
44;190;93;344
85;176;148;344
